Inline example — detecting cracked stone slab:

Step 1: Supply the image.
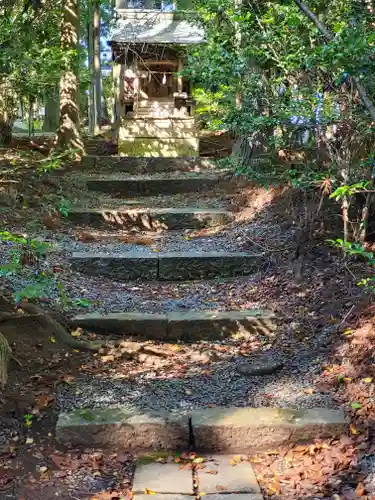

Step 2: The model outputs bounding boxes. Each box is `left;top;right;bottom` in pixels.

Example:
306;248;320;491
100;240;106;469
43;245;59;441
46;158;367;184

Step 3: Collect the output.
71;309;276;341
132;462;194;494
190;407;348;452
71;311;168;338
166;310;276;341
196;455;261;495
70;252;159;280
133;496;195;500
86;176;223;197
93;156;217;173
157;252;265;281
67;207;234;231
70;252;264;281
198;495;263;500
56;408;189;450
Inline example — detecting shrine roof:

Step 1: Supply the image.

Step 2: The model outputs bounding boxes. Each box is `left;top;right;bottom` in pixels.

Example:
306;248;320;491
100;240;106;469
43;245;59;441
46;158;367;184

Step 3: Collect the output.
110;15;204;45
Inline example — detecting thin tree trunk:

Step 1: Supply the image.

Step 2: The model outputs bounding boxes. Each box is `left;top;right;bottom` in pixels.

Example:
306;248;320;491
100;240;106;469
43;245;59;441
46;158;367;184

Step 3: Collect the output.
0;80;17;147
93;0;101;134
294;0;375;122
43;89;60;132
28;98;33;137
87;0;95;136
101;84;110;123
54;0;85;154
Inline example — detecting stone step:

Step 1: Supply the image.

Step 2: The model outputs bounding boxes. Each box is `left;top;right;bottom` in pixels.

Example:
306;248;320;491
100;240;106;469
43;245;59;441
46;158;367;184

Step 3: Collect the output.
81;155;216;173
71;309;276;342
132;454;263;499
70;251;264;281
86;175;232;197
56;406;348;452
67;207;234;230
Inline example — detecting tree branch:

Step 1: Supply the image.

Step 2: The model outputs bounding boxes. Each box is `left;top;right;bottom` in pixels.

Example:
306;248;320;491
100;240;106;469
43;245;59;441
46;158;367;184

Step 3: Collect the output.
294;0;375;122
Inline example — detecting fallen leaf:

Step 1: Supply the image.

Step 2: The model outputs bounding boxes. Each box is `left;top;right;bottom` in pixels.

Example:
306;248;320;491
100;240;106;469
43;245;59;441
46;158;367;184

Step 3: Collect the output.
350;424;360;435
35;394;54;410
355;482;365;496
50;453;66;469
144;489;156;495
179;463;193;470
363;377;373;383
193;457;205;464
303;388;314;395
39;466;48;473
59;374;75;385
71;328;82;337
49;336;56;344
101;355;115;363
25;437;34;444
351;402;361;409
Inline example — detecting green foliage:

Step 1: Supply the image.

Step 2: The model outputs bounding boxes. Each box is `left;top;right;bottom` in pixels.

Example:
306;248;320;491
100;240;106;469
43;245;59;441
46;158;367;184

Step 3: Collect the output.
36;148;80;176
186;0;375;243
0;231;90;307
330;182;371;201
56;198;72;217
328;238;375;291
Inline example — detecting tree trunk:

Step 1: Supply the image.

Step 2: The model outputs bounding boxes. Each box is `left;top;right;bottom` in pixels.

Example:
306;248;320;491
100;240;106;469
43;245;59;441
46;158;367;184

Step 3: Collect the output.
0;119;13;146
43;89;60;132
87;0;95;136
101;85;110;123
0;79;17;147
54;0;85;154
93;0;101;134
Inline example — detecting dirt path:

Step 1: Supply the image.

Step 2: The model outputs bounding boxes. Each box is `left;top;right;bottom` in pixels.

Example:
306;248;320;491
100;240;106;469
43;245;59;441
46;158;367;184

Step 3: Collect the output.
1;151;375;499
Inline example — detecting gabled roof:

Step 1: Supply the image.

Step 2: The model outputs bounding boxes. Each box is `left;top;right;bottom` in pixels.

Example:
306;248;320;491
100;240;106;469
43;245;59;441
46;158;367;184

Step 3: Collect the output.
110;16;204;45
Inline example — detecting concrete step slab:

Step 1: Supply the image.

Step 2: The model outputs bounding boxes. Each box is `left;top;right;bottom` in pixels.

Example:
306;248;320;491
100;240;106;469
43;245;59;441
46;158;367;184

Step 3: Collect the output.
88;156;217;174
133;462;194;494
86;175;232;197
71;309;277;342
190;407;348;453
196;455;261;495
67;207;234;230
56;407;348;453
134;496;195;500
56;407;189;451
197;494;263;500
70;251;264;281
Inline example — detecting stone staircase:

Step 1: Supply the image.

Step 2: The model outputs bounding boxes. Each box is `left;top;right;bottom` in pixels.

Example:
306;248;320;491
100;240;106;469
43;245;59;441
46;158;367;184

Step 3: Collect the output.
66;155;273;337
56;154;348;475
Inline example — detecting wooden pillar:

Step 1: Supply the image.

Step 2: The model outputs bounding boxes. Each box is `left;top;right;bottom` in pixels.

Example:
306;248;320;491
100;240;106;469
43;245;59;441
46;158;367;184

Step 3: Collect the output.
177;58;183;94
112;60;125;128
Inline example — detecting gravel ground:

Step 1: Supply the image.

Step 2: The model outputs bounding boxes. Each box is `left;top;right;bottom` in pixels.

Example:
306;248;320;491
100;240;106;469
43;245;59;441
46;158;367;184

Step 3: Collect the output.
57;229;256;254
70;191;230;210
55;347;336;413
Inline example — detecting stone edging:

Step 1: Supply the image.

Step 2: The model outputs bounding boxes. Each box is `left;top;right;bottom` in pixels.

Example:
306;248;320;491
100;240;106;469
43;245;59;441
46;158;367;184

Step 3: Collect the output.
56;406;348;452
71;309;276;342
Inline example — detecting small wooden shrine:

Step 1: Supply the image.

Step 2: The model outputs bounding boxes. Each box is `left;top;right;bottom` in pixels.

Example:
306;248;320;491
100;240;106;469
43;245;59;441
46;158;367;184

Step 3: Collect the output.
110;1;204;156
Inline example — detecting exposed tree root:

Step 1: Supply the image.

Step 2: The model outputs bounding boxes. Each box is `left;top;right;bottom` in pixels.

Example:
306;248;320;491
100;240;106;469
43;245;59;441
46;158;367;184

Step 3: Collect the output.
0;296;169;385
0;331;12;388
